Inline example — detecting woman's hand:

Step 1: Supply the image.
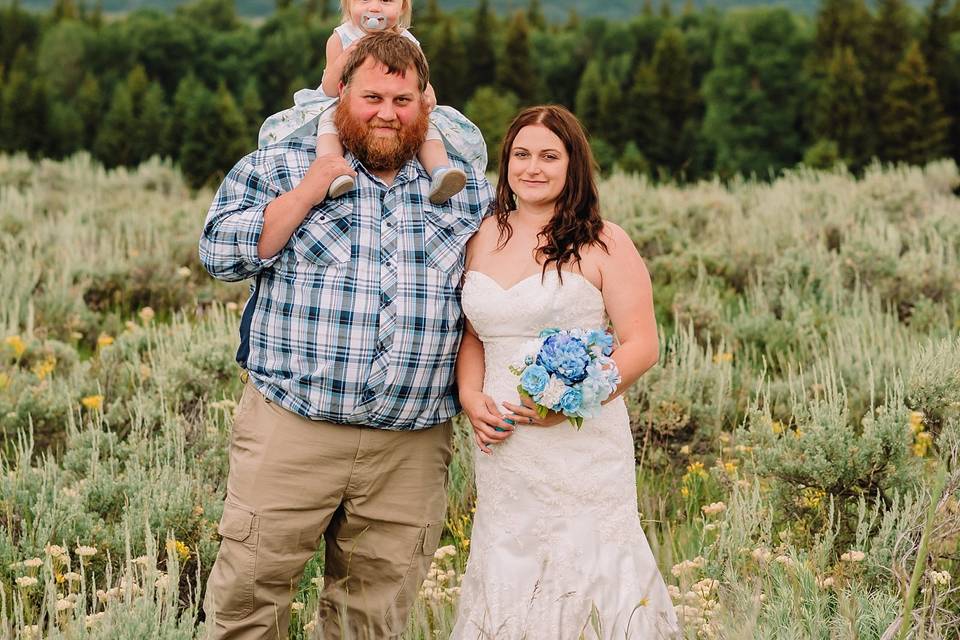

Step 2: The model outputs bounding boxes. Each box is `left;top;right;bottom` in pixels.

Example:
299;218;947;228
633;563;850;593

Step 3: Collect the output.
460;390;516;454
502;394;567;428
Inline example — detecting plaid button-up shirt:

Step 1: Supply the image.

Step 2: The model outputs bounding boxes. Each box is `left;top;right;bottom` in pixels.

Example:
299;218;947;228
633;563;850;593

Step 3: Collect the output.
200;137;493;430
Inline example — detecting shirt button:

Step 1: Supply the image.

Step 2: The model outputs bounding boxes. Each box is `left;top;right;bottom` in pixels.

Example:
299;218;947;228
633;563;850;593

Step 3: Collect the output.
386;221;394;228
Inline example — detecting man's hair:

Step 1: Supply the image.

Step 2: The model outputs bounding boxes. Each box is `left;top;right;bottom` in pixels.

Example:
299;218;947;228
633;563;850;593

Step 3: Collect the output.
340;32;429;94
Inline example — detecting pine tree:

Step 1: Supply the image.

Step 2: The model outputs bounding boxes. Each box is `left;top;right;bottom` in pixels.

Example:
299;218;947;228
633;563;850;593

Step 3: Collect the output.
527;0;546;30
275;0;291;11
430;18;469;110
0;51;47;155
659;0;673;19
469;0;497;90
74;71;102;148
921;0;951;91
180;82;248;188
240;78;264;144
862;0;914;154
814;46;868;167
574;59;604;136
813;0;871;62
702;8;808;177
597;76;625;144
496;11;538;105
47;102;84;158
642;0;654;18
169;74;204;160
878;41;951;164
93;83;136;167
624;62;669;171
651;27;696;171
51;0;78;21
464;86;519;170
137;82;170;162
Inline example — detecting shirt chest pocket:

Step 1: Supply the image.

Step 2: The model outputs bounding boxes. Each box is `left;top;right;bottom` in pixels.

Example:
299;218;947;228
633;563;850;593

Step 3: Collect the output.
423;204;481;274
291;201;353;267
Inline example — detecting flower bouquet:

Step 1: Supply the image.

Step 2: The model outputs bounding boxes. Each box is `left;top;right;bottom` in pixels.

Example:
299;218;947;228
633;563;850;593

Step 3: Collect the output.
508;327;621;429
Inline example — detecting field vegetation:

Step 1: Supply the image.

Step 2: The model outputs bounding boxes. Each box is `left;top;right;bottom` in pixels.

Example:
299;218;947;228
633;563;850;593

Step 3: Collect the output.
0;153;958;638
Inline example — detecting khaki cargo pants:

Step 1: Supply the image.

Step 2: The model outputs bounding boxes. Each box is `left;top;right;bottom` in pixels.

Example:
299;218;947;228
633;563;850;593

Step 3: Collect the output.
203;381;452;639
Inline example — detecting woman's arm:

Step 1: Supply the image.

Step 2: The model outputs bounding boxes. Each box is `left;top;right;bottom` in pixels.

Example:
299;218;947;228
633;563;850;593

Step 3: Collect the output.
321;33;346;97
599;222;659;400
457;320;515;453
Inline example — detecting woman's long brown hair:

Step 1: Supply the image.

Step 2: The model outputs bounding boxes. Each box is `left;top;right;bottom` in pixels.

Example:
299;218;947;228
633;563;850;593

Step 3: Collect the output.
493;105;607;281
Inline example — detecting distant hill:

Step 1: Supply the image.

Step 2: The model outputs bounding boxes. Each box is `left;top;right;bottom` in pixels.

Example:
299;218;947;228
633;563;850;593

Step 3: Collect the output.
17;0;931;19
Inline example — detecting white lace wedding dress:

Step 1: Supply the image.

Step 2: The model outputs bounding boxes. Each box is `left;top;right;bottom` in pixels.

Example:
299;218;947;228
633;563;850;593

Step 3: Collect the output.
451;270;679;640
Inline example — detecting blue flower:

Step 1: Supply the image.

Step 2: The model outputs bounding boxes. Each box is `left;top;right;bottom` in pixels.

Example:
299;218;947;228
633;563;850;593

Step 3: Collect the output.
537;334;591;384
538;328;561;338
558;387;583;415
519;365;550;396
587;329;615;356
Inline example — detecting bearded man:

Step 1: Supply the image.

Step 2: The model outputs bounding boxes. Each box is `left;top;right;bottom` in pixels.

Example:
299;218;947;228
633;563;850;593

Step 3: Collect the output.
199;32;492;640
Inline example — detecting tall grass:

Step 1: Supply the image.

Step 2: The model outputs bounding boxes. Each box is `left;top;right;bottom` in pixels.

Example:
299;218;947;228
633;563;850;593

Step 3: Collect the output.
0;155;957;638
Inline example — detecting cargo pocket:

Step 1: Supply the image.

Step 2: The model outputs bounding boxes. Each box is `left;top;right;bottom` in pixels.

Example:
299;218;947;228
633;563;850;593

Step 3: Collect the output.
208;502;258;621
384;521;445;634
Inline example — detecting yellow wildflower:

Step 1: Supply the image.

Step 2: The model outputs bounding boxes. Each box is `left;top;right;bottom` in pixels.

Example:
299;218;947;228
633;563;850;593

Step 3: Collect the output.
81;395;104;411
32;355;56;381
913;432;933;457
908;411;924;434
0;372;9;390
713;352;733;364
96;334;114;349
681;486;690;498
724;461;738;474
685;461;707;478
166;539;190;560
771;420;785;435
4;335;26;358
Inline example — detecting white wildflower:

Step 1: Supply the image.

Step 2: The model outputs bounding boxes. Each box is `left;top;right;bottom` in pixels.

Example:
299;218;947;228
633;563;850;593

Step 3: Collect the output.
701;502;726;516
840;550;865;563
16;576;39;588
23;557;43;569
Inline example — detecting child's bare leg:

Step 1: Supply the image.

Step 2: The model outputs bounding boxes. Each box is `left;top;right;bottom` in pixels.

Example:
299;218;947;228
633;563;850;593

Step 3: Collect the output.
317;132;345;158
317;111;355;198
419;131;466;204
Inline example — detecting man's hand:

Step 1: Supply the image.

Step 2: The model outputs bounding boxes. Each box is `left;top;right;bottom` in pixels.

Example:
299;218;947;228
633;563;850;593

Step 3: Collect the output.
258;155;357;259
293;154;357;207
460;390;515;454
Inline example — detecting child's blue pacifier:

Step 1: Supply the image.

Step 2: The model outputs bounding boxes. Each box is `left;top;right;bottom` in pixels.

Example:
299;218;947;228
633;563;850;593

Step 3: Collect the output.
362;12;388;31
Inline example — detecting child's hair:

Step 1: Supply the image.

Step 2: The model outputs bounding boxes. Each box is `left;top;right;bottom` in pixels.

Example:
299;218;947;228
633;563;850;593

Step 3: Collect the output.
340;0;412;31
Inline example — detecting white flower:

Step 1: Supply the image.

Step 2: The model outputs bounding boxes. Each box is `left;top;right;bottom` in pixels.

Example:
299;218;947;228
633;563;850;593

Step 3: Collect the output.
433;545;456;560
774;555;796;568
64;572;81;582
817;576;835;589
56;597;74;612
538;376;569;408
701;502;726;516
45;545;67;558
750;548;772;564
23;557;43;569
312;576;325;590
75;545;97;558
290;601;304;613
840;550;865;563
930;570;952;586
692;578;719;598
176;266;192;278
16;576;39;588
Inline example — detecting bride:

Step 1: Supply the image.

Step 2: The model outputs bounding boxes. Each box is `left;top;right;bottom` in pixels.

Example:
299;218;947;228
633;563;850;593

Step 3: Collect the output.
451;105;679;639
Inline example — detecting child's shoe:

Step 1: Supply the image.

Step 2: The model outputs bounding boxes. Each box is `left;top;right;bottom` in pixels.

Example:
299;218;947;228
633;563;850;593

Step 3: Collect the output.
328;174;356;199
428;166;467;204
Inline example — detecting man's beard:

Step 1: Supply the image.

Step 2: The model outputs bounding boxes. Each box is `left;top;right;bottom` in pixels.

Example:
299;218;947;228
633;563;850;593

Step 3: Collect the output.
334;100;429;172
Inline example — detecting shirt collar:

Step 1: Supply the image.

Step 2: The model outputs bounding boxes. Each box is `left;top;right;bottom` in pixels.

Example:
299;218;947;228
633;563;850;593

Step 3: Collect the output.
344;151;428;190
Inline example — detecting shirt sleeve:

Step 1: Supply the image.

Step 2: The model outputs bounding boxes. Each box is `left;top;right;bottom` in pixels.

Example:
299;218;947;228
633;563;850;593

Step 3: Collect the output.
199;153;282;282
